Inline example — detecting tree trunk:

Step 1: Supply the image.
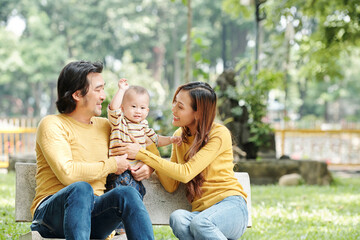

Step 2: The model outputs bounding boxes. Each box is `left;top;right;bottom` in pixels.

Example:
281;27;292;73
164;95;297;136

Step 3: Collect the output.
324;101;329;122
48;81;57;114
254;0;260;75
184;0;192;83
298;79;308;118
152;46;165;82
32;82;42;117
231;23;248;61
283;38;291;121
171;23;181;91
221;21;227;70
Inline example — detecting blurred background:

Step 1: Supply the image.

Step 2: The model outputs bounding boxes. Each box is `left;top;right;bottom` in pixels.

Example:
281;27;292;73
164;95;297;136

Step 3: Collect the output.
1;0;360;167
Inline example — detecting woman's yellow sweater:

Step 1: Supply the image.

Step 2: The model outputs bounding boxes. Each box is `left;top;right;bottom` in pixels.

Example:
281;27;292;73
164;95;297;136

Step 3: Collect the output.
136;123;247;212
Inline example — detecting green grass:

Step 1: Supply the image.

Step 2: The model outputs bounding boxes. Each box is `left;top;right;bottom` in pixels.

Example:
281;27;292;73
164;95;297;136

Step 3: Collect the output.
1;172;359;240
242;176;360;240
0;171;31;240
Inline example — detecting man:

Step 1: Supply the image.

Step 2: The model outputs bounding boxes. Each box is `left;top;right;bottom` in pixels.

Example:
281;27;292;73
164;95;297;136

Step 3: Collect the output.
30;61;154;240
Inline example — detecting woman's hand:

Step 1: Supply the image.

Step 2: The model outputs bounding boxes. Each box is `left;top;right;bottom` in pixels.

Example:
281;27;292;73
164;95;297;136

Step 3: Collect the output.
145;135;153;146
131;162;154;181
110;135;142;159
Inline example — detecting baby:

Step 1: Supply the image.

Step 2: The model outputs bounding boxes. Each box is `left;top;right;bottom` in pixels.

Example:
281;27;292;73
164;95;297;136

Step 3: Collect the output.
106;78;181;195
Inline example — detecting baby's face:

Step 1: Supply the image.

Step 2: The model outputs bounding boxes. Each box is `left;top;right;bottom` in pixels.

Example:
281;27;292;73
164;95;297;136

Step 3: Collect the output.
122;92;150;123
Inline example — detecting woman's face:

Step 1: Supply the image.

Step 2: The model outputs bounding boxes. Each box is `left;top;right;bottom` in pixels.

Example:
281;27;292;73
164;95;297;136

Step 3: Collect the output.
172;90;197;132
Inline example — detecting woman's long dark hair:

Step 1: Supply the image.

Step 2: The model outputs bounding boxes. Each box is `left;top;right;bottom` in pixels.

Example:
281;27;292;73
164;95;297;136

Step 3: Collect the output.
173;81;217;202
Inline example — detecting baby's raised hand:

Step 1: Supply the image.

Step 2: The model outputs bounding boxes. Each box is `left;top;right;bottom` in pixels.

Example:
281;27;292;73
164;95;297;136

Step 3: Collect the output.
118;78;129;90
170;136;182;146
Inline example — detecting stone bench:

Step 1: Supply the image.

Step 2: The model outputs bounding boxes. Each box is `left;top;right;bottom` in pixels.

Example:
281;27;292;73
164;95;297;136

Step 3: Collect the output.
8;153;36;172
16;162;252;240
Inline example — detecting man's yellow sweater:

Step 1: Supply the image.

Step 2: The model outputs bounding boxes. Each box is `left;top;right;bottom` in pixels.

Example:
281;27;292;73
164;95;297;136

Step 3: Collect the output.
31;114;118;216
136;123;247;212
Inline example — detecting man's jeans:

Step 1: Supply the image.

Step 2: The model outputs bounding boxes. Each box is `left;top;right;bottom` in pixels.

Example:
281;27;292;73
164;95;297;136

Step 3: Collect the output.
30;181;154;240
170;195;248;240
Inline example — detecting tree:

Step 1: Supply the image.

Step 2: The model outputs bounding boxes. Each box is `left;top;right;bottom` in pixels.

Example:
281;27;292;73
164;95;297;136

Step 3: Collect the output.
2;0;359;124
223;0;360;123
184;0;192;83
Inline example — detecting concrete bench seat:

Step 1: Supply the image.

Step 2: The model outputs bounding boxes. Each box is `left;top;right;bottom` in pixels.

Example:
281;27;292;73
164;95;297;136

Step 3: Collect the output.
15;162;252;240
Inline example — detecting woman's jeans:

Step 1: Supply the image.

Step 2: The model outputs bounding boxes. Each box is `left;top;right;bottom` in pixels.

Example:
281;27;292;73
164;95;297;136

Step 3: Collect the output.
30;181;154;240
170;195;248;240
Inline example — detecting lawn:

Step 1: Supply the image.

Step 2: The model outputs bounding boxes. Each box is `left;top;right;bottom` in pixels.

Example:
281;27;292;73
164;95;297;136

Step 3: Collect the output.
1;171;359;240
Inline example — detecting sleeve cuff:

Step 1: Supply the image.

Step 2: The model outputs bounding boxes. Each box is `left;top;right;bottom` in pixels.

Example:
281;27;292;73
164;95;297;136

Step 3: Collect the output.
107;156;118;173
107;105;122;115
146;143;160;156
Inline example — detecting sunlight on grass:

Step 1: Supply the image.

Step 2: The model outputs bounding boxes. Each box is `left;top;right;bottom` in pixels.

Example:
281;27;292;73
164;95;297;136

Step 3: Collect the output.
242;176;360;240
1;171;360;240
153;226;177;240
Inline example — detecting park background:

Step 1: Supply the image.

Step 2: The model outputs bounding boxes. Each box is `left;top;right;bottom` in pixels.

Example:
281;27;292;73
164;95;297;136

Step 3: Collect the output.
0;0;359;239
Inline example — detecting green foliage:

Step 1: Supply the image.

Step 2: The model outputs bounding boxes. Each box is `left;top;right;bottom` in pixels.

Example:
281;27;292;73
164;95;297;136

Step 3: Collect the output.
101;50;166;116
147;107;178;158
1;0;360;124
0;27;22;84
191;29;211;80
235;61;283;148
240;0;360;121
20;10;67;82
170;0;187;5
222;0;253;19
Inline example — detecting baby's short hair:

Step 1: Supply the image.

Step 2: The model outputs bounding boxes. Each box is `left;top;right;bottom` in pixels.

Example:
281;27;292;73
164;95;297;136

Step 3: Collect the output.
128;85;149;95
124;85;150;99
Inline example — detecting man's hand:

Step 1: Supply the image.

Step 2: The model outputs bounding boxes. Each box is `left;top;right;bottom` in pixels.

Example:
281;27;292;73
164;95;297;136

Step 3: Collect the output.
110;135;142;159
114;154;131;175
131;162;154;181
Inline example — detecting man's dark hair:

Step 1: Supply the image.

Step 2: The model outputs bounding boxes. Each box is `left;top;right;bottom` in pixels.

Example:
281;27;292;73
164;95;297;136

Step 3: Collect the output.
56;61;103;113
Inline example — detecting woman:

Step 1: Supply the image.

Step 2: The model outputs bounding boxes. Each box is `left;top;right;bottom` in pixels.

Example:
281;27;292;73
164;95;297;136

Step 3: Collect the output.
121;82;248;240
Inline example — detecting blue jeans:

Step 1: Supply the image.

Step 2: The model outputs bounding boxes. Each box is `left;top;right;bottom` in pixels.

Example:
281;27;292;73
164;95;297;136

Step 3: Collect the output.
30;181;154;240
106;170;146;199
106;170;146;233
170;195;248;240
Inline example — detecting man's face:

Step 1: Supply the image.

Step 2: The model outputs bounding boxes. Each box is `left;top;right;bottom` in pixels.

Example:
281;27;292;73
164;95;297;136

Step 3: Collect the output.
80;72;106;117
